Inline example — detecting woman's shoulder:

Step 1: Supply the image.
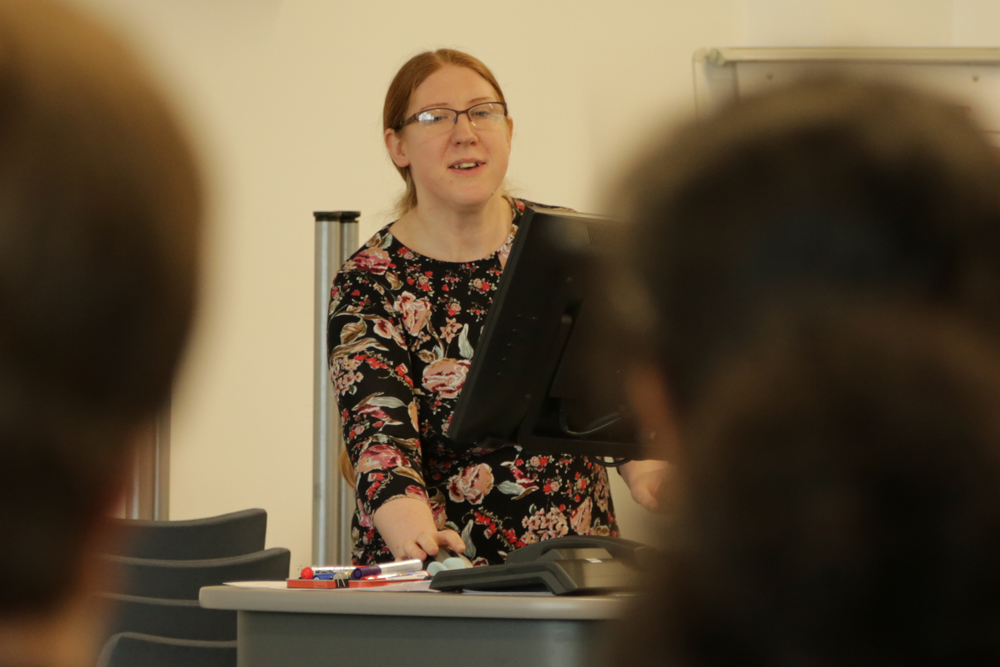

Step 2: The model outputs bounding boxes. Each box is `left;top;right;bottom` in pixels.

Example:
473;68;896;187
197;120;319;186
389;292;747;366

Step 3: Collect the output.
337;226;424;279
331;227;412;311
511;198;575;215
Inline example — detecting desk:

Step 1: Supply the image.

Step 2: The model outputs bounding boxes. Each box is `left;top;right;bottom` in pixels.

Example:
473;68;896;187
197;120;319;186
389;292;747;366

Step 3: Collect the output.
200;585;628;667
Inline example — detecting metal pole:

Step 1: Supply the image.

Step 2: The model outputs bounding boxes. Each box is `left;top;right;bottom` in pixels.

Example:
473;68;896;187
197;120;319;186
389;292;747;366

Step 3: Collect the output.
125;405;170;520
124;429;152;520
313;211;360;566
337;219;359;564
153;400;170;520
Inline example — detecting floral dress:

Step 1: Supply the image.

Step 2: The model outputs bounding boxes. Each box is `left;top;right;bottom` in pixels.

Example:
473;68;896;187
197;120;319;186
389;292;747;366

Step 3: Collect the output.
328;199;619;565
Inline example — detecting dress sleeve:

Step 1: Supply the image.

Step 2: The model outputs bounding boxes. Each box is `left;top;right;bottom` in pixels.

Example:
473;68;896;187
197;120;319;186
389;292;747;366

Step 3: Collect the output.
327;267;428;521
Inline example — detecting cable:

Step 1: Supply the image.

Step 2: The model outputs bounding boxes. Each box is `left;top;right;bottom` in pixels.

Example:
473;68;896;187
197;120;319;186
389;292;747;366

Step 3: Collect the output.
557;406;631;467
558;409;621;437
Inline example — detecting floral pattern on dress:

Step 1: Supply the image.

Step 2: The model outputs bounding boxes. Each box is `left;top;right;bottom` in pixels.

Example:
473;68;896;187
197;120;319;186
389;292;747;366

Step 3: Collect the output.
328;199;618;565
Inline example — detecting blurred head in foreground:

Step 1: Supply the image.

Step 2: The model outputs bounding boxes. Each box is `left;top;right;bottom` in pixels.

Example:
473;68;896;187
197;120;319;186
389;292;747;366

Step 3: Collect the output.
619;77;1000;417
611;78;1000;664
0;0;201;664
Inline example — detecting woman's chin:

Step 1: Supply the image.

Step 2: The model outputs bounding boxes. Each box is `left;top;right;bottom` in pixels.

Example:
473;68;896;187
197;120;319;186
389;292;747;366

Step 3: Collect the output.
432;185;504;212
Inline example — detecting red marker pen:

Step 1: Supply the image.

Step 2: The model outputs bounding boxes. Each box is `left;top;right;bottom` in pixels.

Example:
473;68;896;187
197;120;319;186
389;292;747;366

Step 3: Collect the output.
300;565;355;580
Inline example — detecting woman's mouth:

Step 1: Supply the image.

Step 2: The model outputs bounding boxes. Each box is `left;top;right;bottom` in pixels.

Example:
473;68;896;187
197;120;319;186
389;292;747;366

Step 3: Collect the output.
450;161;484;171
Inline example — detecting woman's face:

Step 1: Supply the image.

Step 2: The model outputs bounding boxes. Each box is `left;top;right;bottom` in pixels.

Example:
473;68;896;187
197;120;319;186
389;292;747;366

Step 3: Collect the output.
385;65;513;214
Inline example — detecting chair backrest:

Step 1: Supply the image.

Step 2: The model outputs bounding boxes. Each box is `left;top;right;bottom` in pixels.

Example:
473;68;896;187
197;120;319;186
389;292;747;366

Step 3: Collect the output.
99;592;236;642
105;508;267;560
106;547;291;600
97;632;236;667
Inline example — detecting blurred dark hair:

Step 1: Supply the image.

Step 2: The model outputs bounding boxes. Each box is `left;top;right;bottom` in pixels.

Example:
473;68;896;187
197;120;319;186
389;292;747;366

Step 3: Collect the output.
615;307;1000;666
604;76;1000;666
612;77;1000;414
0;0;201;613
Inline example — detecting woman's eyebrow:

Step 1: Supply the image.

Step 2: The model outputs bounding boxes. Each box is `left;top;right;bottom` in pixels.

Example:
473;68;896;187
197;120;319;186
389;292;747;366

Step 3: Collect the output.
416;96;494;112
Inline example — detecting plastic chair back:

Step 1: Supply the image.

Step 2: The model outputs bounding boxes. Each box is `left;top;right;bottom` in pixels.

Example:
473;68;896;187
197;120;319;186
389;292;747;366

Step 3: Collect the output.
105;508;267;560
97;632;236;667
107;547;290;600
99;592;236;641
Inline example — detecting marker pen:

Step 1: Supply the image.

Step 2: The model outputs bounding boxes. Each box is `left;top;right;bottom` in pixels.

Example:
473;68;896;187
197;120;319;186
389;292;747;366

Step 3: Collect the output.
300;565;356;580
350;558;424;580
362;570;429;582
348;571;430;588
287;577;350;589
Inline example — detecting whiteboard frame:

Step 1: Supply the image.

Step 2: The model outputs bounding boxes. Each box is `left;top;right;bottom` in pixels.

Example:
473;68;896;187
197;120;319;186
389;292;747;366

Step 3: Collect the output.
693;47;1000;118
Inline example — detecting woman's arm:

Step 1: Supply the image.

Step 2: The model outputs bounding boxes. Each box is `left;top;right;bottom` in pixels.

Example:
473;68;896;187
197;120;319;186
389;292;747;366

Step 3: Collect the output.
328;262;461;561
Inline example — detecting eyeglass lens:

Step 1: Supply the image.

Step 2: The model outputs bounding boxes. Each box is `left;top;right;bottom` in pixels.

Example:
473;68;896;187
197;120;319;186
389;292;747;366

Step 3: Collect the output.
413;103;506;131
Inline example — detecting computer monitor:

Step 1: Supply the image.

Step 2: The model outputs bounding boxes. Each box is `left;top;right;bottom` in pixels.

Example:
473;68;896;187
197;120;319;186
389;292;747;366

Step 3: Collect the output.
447;206;645;459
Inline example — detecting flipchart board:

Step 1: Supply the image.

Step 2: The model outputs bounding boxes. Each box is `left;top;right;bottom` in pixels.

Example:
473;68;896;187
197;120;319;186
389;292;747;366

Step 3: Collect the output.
693;47;1000;146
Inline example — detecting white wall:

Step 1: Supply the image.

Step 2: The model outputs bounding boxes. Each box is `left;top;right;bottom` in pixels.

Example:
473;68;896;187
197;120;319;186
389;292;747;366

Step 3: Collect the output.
67;0;1000;570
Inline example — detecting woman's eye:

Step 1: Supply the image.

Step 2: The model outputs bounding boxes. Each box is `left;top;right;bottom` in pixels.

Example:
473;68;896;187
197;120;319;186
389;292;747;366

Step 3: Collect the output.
418;111;449;125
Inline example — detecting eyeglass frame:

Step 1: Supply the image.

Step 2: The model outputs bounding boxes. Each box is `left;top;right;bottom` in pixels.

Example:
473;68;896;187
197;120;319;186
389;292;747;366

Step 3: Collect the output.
395;101;509;132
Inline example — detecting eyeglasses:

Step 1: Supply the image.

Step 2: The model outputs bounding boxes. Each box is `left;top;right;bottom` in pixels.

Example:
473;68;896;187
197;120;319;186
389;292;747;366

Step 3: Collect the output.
397;102;508;133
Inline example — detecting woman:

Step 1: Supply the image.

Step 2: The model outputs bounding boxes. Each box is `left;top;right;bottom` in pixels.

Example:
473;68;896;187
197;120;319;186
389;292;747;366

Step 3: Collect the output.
328;49;665;565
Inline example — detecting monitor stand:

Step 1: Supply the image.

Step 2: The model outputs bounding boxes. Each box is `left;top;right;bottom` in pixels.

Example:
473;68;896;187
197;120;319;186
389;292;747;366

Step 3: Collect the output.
429;536;657;596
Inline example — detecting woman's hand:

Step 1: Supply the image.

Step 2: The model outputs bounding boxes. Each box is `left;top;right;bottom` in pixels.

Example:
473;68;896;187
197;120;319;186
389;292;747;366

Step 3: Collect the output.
399;528;466;562
618;460;672;513
372;496;466;561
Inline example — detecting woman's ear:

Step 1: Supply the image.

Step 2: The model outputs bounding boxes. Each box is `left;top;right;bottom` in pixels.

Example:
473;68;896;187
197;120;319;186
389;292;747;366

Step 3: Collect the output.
627;365;681;463
505;116;514;148
384;128;410;168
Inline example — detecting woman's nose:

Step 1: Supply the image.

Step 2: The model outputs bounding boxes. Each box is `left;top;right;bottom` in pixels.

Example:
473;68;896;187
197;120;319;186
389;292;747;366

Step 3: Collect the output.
451;113;478;143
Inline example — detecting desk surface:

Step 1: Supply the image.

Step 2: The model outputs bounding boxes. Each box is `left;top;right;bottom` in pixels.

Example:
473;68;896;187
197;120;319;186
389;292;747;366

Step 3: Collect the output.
199;584;628;620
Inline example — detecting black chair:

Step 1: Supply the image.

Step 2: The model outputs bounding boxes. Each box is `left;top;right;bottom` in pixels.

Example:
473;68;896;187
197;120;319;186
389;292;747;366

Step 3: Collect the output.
105;508;267;560
98;509;288;666
97;632;236;667
106;547;291;600
99;592;237;641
